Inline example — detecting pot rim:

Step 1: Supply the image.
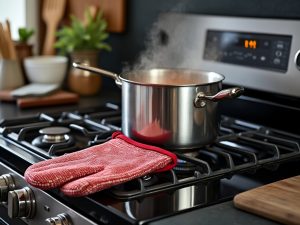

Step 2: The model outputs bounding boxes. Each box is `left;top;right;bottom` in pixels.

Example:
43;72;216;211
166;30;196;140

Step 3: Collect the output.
119;68;225;87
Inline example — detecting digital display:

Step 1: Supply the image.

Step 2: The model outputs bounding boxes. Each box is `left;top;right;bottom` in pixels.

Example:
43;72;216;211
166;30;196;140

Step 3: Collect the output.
244;39;257;49
233;38;260;49
203;30;292;72
215;32;271;50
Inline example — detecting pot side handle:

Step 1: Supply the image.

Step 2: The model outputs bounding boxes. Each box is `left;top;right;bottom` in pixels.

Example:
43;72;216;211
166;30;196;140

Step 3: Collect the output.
72;62;122;87
194;87;244;108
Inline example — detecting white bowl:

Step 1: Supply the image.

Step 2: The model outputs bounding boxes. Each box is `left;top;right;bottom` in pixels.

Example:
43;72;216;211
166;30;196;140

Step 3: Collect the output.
24;56;68;85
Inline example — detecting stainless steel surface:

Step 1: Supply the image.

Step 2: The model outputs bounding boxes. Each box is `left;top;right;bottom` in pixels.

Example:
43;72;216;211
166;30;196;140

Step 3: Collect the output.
73;62;225;87
72;62;122;86
39;127;70;135
119;69;224;86
124;182;220;219
175;182;220;210
40;127;70;144
294;50;300;70
121;80;221;148
0;174;15;203
0;161;97;225
73;63;240;148
45;213;73;225
7;187;36;219
156;13;300;97
194;87;244;108
42;134;70;143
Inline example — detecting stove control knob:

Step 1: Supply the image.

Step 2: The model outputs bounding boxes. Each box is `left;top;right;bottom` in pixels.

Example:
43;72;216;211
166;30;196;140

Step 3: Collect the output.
45;213;73;225
7;187;36;219
295;50;300;70
0;174;15;203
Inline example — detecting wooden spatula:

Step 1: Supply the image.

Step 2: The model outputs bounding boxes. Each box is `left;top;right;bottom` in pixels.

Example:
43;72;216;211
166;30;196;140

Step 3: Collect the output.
42;0;66;55
0;21;18;60
4;20;17;60
83;5;99;27
0;22;9;59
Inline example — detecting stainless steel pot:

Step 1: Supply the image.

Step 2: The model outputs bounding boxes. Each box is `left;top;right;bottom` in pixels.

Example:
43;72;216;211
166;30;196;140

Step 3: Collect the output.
73;62;244;149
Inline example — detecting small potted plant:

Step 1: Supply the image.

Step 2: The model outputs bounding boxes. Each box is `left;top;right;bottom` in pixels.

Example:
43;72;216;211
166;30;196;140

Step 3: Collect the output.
54;8;111;96
15;28;34;57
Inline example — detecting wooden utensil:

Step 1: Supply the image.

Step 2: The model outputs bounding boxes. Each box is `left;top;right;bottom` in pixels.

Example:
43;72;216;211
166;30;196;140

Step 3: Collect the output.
0;21;17;60
234;175;300;225
42;0;66;55
3;20;17;60
0;22;9;59
67;0;126;33
83;5;99;27
0;23;3;59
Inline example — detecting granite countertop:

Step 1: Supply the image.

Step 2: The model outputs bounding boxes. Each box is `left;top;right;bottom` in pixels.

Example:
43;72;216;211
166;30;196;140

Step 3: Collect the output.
0;88;280;225
148;201;280;225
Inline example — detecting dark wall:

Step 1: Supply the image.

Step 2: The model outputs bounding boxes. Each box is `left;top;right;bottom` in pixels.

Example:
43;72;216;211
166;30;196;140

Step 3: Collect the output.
100;0;300;78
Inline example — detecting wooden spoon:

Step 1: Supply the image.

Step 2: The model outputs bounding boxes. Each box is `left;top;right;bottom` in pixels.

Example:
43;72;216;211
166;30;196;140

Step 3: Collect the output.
42;0;66;55
0;22;9;59
83;5;99;27
4;20;17;60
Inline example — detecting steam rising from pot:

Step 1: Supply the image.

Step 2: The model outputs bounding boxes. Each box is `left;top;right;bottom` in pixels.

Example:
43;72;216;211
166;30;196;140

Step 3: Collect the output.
124;2;198;72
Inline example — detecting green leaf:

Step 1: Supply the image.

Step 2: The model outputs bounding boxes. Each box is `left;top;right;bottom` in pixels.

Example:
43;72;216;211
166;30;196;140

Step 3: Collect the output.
18;27;35;43
54;8;111;54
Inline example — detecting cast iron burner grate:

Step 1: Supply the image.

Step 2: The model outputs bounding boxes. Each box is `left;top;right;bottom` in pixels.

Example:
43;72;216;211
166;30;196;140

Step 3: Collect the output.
0;105;300;201
108;117;300;199
0;103;121;158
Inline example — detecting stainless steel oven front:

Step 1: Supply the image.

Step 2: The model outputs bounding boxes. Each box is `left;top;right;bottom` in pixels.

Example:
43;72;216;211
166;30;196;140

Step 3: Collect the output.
155;13;300;98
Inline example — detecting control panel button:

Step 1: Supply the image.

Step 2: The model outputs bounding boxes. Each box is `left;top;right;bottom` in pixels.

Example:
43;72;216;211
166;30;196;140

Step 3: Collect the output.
263;41;270;47
295;50;300;70
0;174;15;203
273;58;281;65
45;213;73;225
276;42;284;49
275;50;283;57
7;187;36;219
260;56;266;61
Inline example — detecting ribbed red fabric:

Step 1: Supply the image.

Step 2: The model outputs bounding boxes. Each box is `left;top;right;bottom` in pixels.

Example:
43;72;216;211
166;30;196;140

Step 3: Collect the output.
24;132;177;197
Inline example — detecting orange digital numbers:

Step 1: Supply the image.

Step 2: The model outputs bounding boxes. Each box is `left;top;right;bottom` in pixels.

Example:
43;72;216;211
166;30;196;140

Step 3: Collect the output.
244;40;257;49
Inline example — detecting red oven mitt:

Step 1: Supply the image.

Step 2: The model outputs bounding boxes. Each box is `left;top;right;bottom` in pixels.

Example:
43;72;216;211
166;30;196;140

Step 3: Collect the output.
24;132;177;197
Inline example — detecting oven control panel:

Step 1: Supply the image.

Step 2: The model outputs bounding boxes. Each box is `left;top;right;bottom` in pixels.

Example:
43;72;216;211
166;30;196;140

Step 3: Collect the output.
203;30;292;73
0;162;97;225
157;13;300;97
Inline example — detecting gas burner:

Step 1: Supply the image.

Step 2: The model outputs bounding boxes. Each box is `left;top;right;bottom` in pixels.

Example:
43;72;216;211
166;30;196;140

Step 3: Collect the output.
141;175;159;187
40;127;70;143
174;151;199;173
32;126;74;149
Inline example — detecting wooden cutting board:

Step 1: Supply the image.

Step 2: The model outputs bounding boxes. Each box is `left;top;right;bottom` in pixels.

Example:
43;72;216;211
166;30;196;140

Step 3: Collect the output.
234;175;300;225
17;91;79;108
0;90;79;108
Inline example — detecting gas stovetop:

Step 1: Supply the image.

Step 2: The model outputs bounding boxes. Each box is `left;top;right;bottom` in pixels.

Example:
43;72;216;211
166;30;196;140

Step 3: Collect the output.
0;103;300;225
